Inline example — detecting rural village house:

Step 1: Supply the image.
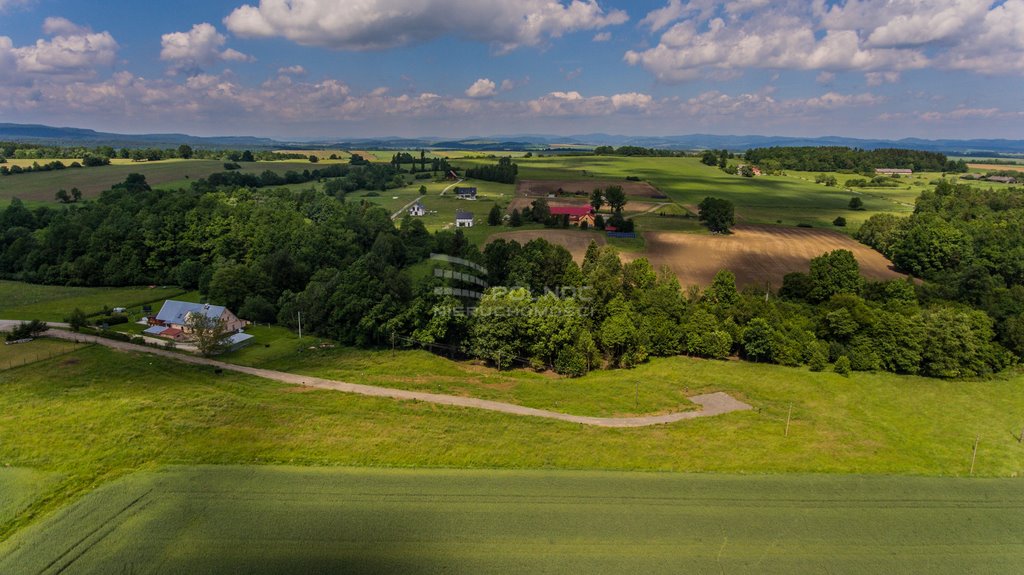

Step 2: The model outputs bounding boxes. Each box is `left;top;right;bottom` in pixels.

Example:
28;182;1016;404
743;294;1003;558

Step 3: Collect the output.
876;168;913;175
145;300;253;349
454;187;477;200
455;210;474;228
549;205;596;227
409;201;426;217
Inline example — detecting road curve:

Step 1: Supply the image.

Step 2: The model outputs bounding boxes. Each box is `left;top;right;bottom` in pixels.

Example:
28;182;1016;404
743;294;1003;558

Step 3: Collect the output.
7;324;754;428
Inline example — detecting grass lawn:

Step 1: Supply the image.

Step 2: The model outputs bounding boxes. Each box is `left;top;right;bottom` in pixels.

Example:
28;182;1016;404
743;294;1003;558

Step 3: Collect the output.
0;281;186;322
0;469;58;534
3;465;1022;575
0;338;85;371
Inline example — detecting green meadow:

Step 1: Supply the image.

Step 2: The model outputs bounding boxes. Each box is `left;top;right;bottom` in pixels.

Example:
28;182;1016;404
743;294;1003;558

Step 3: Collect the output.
3;465;1022;575
0;280;185;322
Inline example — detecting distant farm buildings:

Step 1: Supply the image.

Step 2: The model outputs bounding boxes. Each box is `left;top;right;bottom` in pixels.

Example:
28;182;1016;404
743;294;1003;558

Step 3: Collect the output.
549;205;595;227
876;168;913;176
408;201;426;217
454;187;478;200
737;164;763;176
455;210;474;228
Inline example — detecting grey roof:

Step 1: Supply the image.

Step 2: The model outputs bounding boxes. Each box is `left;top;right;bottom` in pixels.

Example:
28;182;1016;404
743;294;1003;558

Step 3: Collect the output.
155;300;226;325
227;332;254;348
410;201;425;210
455;210;474;220
142;326;167;336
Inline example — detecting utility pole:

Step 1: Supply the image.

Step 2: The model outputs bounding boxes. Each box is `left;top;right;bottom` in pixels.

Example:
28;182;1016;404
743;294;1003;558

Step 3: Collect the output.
635;380;639;411
297;311;302;340
785;404;793;437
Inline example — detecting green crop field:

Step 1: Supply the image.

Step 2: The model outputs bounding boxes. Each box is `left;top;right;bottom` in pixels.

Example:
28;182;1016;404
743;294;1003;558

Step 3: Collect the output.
0;159;319;205
0;281;185;321
0;469;58;532
2;466;1022;574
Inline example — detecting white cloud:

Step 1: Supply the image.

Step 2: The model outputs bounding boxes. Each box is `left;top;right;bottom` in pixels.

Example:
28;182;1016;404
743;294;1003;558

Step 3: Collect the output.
593;31;612;42
277;65;306;76
160;23;252;74
500;79;516;91
465;78;497;98
4;19;117;75
628;1;1024;82
816;71;836;85
224;0;628;52
865;71;900;86
0;0;32;12
527;90;655;116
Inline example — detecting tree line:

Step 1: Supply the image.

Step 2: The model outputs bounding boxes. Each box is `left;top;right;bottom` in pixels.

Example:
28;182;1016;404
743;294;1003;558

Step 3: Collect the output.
464;157;518;184
743;146;967;173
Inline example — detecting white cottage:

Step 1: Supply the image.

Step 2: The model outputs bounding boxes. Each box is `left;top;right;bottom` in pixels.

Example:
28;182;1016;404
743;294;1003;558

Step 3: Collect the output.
455;210;474;228
409;201;426;217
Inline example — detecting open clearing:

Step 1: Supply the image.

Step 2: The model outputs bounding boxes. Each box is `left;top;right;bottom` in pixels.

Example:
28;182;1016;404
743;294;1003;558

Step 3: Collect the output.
967;163;1024;171
3;466;1022;574
634;225;906;287
0;159;317;204
0;281;185;321
487;229;606;262
516;179;666;198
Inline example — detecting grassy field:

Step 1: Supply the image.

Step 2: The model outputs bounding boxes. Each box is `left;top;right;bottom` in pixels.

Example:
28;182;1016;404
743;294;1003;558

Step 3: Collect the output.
3;465;1022;574
0;469;58;535
0;338;85;371
0;281;185;321
0;159;321;205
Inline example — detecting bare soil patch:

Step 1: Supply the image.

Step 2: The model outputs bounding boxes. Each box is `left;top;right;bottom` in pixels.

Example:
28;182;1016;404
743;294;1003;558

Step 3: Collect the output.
517;179;666;199
628;225;906;288
486;229;606;263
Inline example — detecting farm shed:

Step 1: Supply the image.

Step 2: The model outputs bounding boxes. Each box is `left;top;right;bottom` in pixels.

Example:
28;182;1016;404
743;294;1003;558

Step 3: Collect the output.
455;210;475;228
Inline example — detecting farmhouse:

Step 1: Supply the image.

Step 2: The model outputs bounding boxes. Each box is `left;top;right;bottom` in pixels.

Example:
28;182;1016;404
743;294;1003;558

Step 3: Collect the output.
454;187;477;200
876;168;913;176
986;176;1018;184
737;164;762;176
408;201;426;217
145;300;247;337
549;205;595;227
455;210;474;228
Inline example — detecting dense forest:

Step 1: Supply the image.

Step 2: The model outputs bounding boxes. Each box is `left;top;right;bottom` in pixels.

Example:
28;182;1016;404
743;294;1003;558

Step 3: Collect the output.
857;180;1024;358
743;146;968;173
0;171;1018;378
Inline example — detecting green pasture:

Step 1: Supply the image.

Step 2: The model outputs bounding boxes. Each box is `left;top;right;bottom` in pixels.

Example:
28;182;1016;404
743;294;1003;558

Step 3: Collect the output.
4;465;1022;575
0;469;58;533
0;281;185;322
0;338;85;371
0;159;319;205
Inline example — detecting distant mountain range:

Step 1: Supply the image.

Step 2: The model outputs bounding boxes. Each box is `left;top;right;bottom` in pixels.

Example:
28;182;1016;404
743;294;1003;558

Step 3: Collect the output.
2;122;1023;156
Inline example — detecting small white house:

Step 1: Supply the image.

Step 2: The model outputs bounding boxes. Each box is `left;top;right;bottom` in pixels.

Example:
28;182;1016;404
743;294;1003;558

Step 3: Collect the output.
455;210;474;228
409;201;426;217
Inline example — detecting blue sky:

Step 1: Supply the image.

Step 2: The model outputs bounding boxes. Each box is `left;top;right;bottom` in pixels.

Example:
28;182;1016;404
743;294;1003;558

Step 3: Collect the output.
0;0;1021;140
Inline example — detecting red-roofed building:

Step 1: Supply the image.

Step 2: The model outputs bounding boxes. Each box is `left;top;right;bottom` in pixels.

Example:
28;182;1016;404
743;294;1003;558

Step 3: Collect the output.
549;205;595;227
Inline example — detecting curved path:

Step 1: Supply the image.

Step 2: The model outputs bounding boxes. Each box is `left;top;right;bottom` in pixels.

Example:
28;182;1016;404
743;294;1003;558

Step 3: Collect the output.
7;324;753;428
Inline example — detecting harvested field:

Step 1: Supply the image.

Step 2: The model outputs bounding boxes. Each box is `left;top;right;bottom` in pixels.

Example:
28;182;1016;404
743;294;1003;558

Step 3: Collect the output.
487;229;605;262
630;225;905;288
517;179;666;199
967;163;1024;172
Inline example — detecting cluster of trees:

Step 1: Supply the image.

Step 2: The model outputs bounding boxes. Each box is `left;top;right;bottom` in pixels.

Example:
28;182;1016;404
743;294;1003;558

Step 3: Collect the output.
856;180;1024;357
700;149;732;168
698;197;735;233
593;146;686;157
408;239;1012;378
0;156;110;176
465;157;518;184
743;147;968;173
192;161;404;196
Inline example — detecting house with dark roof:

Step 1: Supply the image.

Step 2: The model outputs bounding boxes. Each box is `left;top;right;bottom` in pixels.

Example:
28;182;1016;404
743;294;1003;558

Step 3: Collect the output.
455;210;474;228
454;187;477;200
409;201;426;217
